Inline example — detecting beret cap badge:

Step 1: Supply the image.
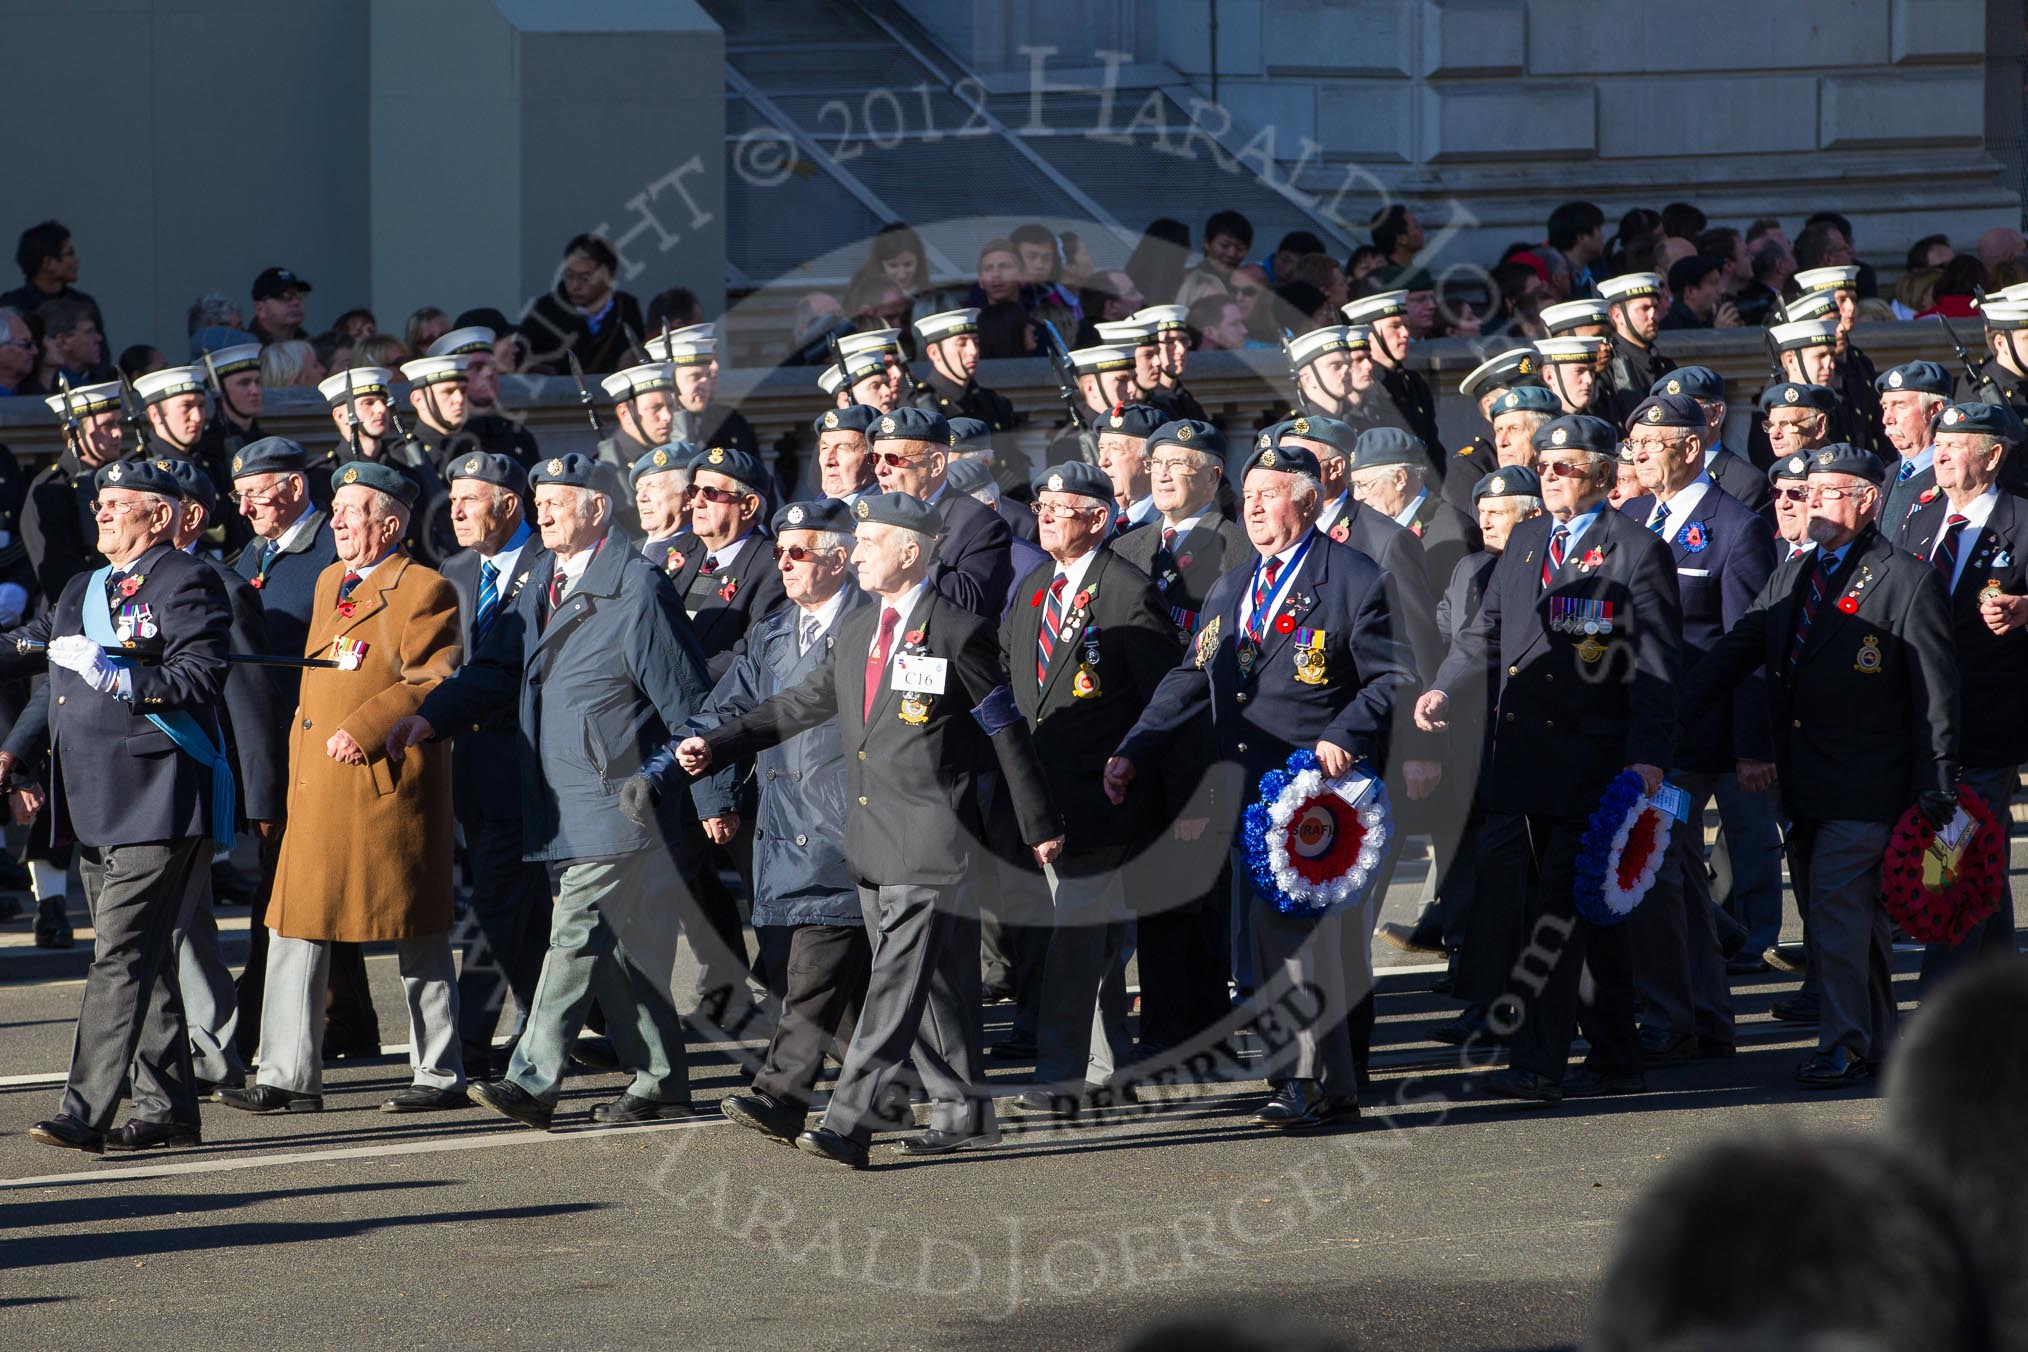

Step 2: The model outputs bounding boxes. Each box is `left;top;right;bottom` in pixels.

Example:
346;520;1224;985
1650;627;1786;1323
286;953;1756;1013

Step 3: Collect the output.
652;449;668;466
1784;388;1799;404
1551;428;1567;446
1666;379;1680;394
1260;448;1277;467
1047;473;1064;491
880;416;895;434
341;467;357;484
1176;424;1193;442
1646;405;1662;423
823;410;839;428
855;498;871;518
547;459;563;474
787;505;804;524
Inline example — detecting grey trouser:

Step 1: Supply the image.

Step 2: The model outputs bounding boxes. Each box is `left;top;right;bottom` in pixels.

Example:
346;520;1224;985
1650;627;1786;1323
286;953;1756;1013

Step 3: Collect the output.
1789;819;1896;1061
65;839;208;1129
1033;854;1133;1089
170;858;245;1085
505;851;689;1104
257;930;464;1095
822;883;994;1144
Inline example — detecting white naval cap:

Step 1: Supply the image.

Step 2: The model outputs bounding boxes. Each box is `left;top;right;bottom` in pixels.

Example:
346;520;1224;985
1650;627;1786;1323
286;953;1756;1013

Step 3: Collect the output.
399;355;471;387
1068;344;1136;375
43;380;124;419
200;343;262;378
600;362;675;401
912;308;979;342
1780;291;1838;323
1286;326;1353;368
133;365;207;405
1341;290;1408;324
1770;318;1839;351
317;366;395;404
426;326;495;358
1539;298;1610;334
1094;319;1156;347
644;324;716;362
837;329;900;358
1793;265;1861;294
1130;304;1189;332
1534;336;1608;365
1596;272;1664;302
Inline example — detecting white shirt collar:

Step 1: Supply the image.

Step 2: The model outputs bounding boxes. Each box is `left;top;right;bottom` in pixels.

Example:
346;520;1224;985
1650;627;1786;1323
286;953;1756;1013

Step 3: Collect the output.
1951;482;2001;531
1124;494;1157;525
1649;473;1712;530
553;539;603;593
1161;510;1206;537
700;531;755;572
1390;489;1427;530
1054;547;1101;596
270;505;317;554
352;546;398;580
479;520;534;580
869;580;927;668
797;586;849;652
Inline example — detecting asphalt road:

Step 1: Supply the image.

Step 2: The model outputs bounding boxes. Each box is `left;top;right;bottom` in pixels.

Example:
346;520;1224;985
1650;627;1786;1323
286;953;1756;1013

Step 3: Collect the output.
0;910;1910;1352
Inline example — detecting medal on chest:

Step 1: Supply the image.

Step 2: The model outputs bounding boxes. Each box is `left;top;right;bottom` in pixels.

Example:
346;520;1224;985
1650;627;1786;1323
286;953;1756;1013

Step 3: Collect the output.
1292;628;1328;685
114;603;156;643
1071;626;1103;698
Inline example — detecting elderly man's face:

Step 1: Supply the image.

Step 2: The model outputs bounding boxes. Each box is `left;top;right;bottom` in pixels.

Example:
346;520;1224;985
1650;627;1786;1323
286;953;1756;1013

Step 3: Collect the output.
849;521;921;593
1476;497;1539;554
94;487;174;562
1149;446;1216;515
1034;490;1108;561
635;470;692;539
1241;468;1318;555
0;313;33;387
1096;432;1151;503
1766;408;1826;456
534;484;608;555
817;430;874;498
1772;477;1811;543
688;468;758;543
1933;432;2005;495
448;479;519;550
872;438;945;500
1878;391;1935;456
1493;414;1542;467
1805;473;1877;548
330;484;403;569
774;527;849;607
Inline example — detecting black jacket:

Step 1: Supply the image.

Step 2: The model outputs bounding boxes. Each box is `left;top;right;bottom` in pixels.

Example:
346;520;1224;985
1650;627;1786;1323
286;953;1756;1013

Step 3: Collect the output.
439;538;553;822
1895;491;2028;769
660;530;789;681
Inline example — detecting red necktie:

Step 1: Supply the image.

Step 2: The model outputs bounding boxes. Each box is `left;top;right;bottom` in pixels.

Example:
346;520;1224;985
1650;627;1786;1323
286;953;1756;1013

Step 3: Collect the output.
1247;558;1281;639
1932;513;1968;580
1789;553;1839;670
863;607;899;721
1541;525;1569;589
1036;575;1067;687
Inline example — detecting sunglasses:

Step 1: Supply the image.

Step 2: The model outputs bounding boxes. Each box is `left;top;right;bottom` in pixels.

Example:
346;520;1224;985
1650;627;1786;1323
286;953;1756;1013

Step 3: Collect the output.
1772;487;1810;503
773;543;841;564
691;485;749;505
875;450;929;468
1536;459;1596;479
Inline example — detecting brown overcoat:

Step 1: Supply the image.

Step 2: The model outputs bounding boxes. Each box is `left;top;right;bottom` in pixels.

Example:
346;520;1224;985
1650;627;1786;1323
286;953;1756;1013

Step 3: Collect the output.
267;552;462;943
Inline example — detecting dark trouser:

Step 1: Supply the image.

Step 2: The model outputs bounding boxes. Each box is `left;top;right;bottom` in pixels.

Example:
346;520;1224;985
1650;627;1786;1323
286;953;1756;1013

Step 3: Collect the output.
981;870;1051;1040
1629;773;1736;1045
1921;762;2021;991
1455;810;1532;1010
454;814;552;1068
1135;856;1233;1051
751;921;871;1110
63;838;209;1130
1788;817;1895;1060
325;943;381;1048
821;883;993;1144
1033;852;1133;1089
1493;814;1642;1084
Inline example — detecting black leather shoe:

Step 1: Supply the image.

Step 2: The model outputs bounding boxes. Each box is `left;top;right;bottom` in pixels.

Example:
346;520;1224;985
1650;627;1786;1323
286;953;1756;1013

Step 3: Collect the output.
1766;944;1808;974
217;1084;323;1114
27;1114;102;1153
1377;920;1446;956
1726;955;1771;976
1638;1028;1698;1066
1795;1048;1872;1089
1770;994;1820;1024
380;1086;471;1113
722;1091;805;1142
1694;1036;1737;1059
589;1094;701;1124
795;1127;869;1170
896;1126;1000;1155
983;1037;1037;1061
1251;1079;1322;1126
469;1078;554;1130
1430;1005;1509;1047
32;896;72;949
1565;1066;1647;1098
1478;1067;1563;1103
1011;1088;1082;1119
104;1119;202;1152
195;1073;245;1101
568;1036;621;1072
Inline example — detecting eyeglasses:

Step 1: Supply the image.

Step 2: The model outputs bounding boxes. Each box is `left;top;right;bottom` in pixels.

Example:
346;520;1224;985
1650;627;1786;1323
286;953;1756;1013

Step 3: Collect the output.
773;543;841;564
1624;437;1682;454
1030;500;1103;521
1808;485;1873;502
90;499;152;516
1772;487;1811;503
1536;459;1596;479
690;485;750;505
227;487;284;507
875;450;929;468
1148;457;1200;474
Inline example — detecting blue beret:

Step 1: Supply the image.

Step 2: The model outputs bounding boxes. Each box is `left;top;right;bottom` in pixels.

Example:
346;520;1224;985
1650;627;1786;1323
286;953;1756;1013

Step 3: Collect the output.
947;417;993;451
1758;383;1838;415
867;406;950;445
229;435;308;480
772;497;854;535
1265;414;1356;459
159;456;217;512
1350;425;1426;471
1653;366;1723;401
1937;400;2028;442
530;453;605;491
1533;414;1619;456
1031;460;1115;505
1147;419;1224;461
850;490;942;535
447;451;529;497
1240;439;1320;481
813;405;879;436
943;457;995;495
1490;385;1560;417
690;445;772;497
1804;443;1887;485
95;456;188;502
1473;466;1541;501
1768;451;1814;484
1626;393;1705;431
332;459;419;506
1097;403;1169;440
630;442;701;491
1875;361;1953;398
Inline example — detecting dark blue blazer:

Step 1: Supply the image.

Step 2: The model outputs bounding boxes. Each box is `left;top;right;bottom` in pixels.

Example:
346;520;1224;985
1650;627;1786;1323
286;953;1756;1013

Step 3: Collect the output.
0;542;230;847
1116;531;1417;793
660;528;789;681
670;581;872;927
205;556;287;823
934;489;1014;621
439;538;552;823
1895;489;2028;768
233;507;338;709
1433;505;1683;820
1619;483;1778;771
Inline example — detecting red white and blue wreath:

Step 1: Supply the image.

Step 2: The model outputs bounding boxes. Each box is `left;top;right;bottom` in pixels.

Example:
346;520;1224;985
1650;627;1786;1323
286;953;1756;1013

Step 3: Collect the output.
1573;770;1673;925
1242;749;1392;916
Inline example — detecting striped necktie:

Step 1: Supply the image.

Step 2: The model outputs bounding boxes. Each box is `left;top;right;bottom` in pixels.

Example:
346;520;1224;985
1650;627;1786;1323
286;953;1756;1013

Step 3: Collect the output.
1931;513;1968;582
1540;525;1569;588
1246;558;1281;640
1789;553;1839;670
338;570;362;601
1035;574;1067;687
475;559;499;646
1647;503;1670;537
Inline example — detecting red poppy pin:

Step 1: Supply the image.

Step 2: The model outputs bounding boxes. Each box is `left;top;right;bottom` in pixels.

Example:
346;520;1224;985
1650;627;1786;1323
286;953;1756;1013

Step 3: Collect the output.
1274;613;1296;634
1329;522;1349;543
668;550;686;573
1031;587;1046;608
1176;553;1193;569
904;628;924;645
335;599;357;619
1837;596;1859;614
1918;488;1939;505
718;576;738;602
1580;548;1604;570
118;574;145;598
249;577;264;591
1073;589;1091;610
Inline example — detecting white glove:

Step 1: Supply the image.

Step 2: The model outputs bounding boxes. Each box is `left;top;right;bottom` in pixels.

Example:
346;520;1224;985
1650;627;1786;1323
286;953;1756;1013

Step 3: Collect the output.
47;635;120;694
0;582;26;628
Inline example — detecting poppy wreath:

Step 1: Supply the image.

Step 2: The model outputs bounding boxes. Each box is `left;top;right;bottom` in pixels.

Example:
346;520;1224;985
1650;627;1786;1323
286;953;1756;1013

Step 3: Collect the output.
1573;770;1673;925
1241;749;1391;917
1881;786;2004;945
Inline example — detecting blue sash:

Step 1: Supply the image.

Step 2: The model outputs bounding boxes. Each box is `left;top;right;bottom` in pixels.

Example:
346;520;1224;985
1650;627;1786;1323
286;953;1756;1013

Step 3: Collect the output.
81;566;236;849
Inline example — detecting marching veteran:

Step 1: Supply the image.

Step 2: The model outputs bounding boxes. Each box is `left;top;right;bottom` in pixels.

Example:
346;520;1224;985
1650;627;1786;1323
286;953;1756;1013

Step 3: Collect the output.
5;456;232;1154
220;461;467;1115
